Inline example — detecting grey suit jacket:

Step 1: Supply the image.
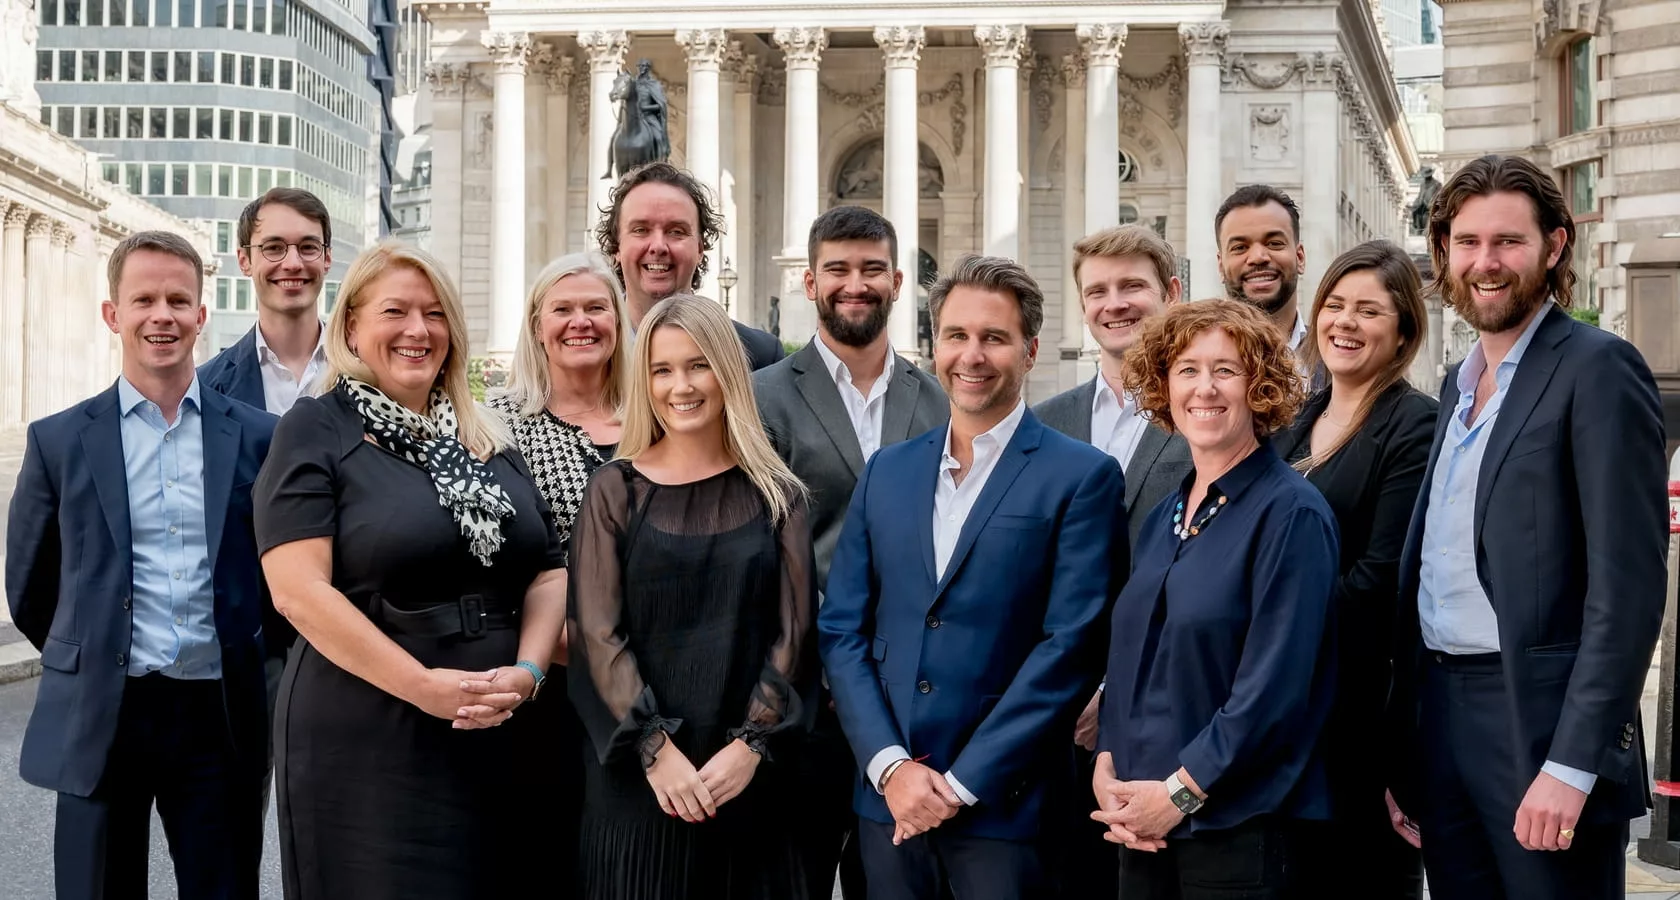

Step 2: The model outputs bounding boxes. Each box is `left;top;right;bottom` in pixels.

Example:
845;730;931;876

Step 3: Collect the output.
1034;376;1191;548
755;340;949;593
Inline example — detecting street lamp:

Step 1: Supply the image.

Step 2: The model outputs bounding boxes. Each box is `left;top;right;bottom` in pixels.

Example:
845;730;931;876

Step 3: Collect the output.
718;258;738;314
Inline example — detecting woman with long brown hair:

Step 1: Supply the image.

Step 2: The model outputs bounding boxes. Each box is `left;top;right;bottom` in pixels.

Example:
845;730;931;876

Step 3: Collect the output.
1274;239;1438;899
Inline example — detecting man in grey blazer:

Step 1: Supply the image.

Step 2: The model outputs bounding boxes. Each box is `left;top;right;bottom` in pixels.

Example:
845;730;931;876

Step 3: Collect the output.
1032;224;1192;899
756;206;948;900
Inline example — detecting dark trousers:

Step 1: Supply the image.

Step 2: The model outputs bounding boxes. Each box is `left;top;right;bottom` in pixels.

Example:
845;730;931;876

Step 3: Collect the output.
54;674;263;900
857;816;1046;900
1051;745;1120;899
259;655;285;810
796;698;867;899
1116;816;1314;900
1417;652;1627;900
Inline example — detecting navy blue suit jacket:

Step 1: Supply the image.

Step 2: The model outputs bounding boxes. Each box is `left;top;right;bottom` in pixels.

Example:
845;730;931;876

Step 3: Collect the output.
817;410;1128;841
198;327;266;410
5;382;277;797
1389;306;1667;824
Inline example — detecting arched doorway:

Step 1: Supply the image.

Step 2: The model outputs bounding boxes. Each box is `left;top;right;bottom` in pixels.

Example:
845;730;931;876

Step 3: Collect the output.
832;137;946;357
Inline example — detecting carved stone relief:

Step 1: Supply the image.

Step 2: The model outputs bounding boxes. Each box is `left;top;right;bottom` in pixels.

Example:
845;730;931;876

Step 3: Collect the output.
1249;105;1290;164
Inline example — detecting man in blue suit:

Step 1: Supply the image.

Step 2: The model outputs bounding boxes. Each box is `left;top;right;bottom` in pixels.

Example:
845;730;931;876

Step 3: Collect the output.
7;231;276;900
818;254;1128;899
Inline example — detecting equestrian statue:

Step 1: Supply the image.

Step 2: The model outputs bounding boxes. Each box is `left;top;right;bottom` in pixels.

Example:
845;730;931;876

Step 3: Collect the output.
603;59;671;180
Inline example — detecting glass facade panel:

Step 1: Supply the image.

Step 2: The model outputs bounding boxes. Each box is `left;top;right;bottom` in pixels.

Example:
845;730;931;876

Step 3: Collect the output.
104;107;121;137
257;113;272;144
126;107;143;138
41;0;59;25
197;107;213;139
217;165;232;196
156;0;172;25
196;165;213;197
105;50;122;81
259;58;273;89
150;50;167;83
219;108;233;139
171;164;189;196
131;0;147;26
37;51;52;83
240;55;255;87
148;107;166;138
126;165;142;195
217;278;230;311
197;51;214;83
278;60;293;91
238;110;253;142
235;280;251;311
58;52;74;82
147;164;166;196
180;0;195;26
172;107;189;138
81;106;98;137
220;53;234;84
80;50;98;82
1569;40;1594;134
174;51;191;82
277;116;292;146
237;166;253;198
257;169;273;193
107;0;123;24
87;0;103;27
63;0;80;25
54;107;73;136
128;50;145;82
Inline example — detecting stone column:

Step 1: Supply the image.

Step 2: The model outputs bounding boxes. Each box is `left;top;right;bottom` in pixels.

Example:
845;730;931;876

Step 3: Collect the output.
876;25;925;358
0;202;27;427
579;30;630;223
542;54;575;258
22;215;54;421
482;31;533;356
732;54;760;325
1180;22;1228;301
47;224;73;415
1301;56;1341;308
678;28;728;300
1059;55;1093;384
1079;24;1126;235
772;26;827;342
974;25;1027;259
718;43;741;314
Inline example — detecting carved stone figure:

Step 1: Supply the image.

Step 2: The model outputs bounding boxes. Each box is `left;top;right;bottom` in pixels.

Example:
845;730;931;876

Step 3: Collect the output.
603;59;671;180
1410;165;1441;234
767;295;781;338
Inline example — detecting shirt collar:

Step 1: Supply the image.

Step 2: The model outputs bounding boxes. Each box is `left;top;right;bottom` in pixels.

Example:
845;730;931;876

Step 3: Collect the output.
118;374;201;417
812;333;892;393
1456;301;1554;396
1177;439;1279;505
1091;374;1137;417
941;399;1027;470
254;319;328;366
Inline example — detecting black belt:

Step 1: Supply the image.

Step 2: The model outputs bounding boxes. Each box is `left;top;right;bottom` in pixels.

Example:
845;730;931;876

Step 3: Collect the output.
375;593;518;639
1426;650;1500;671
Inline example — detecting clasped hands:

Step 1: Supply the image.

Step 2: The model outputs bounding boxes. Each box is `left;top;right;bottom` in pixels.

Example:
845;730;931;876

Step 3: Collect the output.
883;761;963;845
1089;753;1187;852
413;665;538;730
645;738;763;824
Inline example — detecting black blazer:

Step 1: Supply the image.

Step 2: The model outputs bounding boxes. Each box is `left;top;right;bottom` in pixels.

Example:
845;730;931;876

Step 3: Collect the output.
733;321;785;372
199;326;267;411
1388;306;1668;825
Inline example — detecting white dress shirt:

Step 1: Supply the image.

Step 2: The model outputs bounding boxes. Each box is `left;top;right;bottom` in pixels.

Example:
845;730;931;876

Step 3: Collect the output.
255;320;328;416
812;335;892;461
1090;375;1149;473
866;399;1028;808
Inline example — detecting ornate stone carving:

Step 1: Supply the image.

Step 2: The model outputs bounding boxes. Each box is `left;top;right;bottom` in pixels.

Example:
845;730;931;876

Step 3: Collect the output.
4;203;31;229
676;29;729;69
1031;57;1057;129
973;25;1029;67
1222;50;1338;90
734;52;761;94
481;31;532;74
1060;53;1087;90
577;30;630;74
1077;23;1127;66
773;27;827;70
472;112;493;168
1178;22;1229;66
532;47;575;94
25;215;52;239
425;62;470;98
819;72;967;156
1249;105;1290;163
875;26;925;68
1119;56;1186;129
758;66;786;105
835;142;944;199
51;222;73;246
572;75;590;132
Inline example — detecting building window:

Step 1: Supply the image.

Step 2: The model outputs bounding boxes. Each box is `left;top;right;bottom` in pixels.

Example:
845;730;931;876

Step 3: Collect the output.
197;107;213;139
81;106;98;138
88;0;103;24
41;0;58;24
1566;161;1600;309
132;0;148;26
1563;38;1595;134
147;164;166;195
216;221;233;253
128;50;146;83
197;51;214;83
217;277;231;311
150;50;168;83
323;281;339;312
149;107;167;139
125;164;142;195
80;50;98;82
172;107;189;139
58;52;75;82
105;50;123;82
180;0;195;26
126;107;143;138
195;165;212;197
235;280;252;311
37;50;52;82
104;107;120;138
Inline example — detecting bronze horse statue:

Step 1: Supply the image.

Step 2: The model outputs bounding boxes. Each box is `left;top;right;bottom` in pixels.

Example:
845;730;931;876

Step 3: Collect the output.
603;61;671;180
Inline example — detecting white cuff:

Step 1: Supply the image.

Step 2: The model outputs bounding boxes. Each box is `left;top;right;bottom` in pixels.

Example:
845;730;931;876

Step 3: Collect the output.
1541;760;1598;796
944;770;980;806
867;745;910;795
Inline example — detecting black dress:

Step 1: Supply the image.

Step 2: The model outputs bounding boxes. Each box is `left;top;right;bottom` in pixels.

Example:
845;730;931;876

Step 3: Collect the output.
254;392;565;900
567;461;815;899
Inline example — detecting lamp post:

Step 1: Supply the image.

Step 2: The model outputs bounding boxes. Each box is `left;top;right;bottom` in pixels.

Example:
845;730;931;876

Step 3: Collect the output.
718;258;738;314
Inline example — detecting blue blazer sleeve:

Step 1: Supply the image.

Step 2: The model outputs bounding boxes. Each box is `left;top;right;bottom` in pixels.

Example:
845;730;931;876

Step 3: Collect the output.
1178;505;1339;793
4;422;61;649
946;457;1126;803
817;455;905;771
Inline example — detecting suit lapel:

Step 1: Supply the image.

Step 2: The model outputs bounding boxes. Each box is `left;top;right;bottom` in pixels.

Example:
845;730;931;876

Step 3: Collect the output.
792;345;867;476
81;388;134;585
1124;425;1170;509
1473;308;1569;544
933;416;1040;599
914;428;943;586
881;358;924;445
200;392;239;574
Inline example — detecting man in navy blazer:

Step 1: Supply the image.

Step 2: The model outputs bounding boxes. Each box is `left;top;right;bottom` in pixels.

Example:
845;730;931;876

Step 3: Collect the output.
1386;155;1667;900
6;231;276;900
819;255;1128;899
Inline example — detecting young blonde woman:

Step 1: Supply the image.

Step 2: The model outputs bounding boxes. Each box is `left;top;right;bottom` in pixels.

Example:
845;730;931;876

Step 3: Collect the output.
566;294;816;898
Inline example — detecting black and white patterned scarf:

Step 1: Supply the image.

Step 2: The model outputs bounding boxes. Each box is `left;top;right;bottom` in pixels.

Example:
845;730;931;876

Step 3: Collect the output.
338;379;516;566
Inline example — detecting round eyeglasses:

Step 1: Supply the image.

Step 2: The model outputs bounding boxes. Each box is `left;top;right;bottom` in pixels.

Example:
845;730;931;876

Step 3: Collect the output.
245;241;327;262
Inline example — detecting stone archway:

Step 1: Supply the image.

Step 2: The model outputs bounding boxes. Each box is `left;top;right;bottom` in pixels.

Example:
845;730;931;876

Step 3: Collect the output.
832;137;946;202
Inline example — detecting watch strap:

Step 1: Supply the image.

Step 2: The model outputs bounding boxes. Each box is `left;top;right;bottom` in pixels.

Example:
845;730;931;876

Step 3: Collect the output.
514;660;547;699
1164;772;1204;815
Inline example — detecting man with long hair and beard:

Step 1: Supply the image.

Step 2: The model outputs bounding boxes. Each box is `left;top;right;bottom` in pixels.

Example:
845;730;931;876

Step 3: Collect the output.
1384;154;1667;900
754;205;948;899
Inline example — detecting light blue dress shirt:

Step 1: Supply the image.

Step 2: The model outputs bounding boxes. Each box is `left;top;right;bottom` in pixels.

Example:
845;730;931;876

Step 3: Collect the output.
119;376;221;680
1417;304;1593;794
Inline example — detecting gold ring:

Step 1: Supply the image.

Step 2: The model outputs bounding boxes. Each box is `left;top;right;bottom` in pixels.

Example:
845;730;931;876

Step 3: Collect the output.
1560;828;1575;840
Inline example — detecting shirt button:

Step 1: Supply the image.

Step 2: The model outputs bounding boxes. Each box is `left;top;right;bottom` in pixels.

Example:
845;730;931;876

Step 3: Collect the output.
174;616;184;625
164;433;171;442
165;480;174;488
917;680;932;694
168;525;178;535
173;570;182;580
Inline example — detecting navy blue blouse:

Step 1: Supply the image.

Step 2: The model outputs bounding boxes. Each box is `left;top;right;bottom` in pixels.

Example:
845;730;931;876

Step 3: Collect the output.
1098;441;1340;835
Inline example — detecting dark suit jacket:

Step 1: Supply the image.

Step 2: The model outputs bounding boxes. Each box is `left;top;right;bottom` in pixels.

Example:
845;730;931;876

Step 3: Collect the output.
1275;382;1437;816
1033;376;1192;548
1389;306;1667;824
817;410;1128;840
199;327;266;410
5;383;277;797
755;340;948;592
734;320;785;371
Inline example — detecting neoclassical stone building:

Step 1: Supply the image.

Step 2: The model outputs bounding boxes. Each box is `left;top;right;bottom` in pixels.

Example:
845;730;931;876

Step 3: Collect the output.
0;99;216;431
416;0;1417;399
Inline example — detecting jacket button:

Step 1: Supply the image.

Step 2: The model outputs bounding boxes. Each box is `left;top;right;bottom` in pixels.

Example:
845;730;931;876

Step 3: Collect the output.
926;615;941;629
917;680;932;694
121;596;130;610
115;654;126;667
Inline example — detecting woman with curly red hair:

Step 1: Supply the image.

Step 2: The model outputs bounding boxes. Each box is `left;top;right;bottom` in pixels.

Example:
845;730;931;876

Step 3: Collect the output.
1091;299;1341;899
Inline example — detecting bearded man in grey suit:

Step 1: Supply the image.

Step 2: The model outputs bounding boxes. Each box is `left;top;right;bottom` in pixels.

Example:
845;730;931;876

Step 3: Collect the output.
1032;224;1192;899
755;205;948;900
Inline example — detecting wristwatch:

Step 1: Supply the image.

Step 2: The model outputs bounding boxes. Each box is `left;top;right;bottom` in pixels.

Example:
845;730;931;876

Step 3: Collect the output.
514;660;548;701
1164;772;1204;815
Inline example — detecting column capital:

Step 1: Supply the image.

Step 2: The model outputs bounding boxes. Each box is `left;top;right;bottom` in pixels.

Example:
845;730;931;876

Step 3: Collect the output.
578;29;630;73
676;29;729;70
533;49;576;93
734;51;762;93
25;215;52;239
1076;24;1127;66
874;25;926;69
1178;21;1230;66
974;24;1028;67
51;222;73;246
1059;52;1087;90
773;27;826;70
7;203;35;229
481;31;533;74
